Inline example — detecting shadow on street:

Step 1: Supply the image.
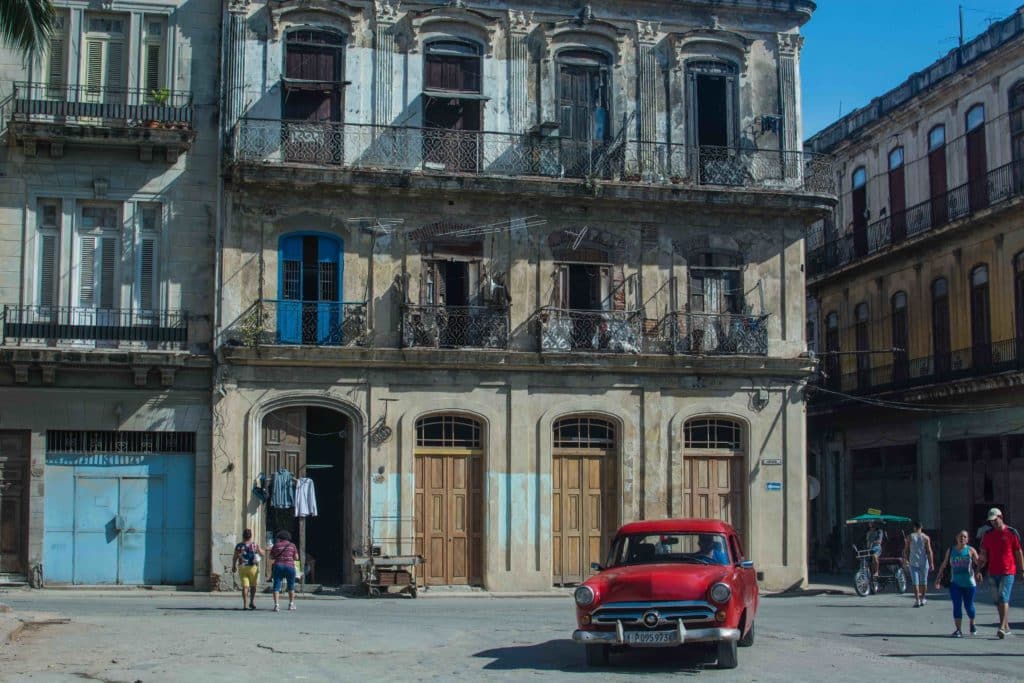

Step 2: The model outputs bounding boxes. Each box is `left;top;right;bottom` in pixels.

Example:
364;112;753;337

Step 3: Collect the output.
474;639;713;674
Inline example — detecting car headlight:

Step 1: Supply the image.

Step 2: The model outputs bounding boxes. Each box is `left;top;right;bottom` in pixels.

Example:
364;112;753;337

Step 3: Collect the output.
710;583;732;604
574;585;595;607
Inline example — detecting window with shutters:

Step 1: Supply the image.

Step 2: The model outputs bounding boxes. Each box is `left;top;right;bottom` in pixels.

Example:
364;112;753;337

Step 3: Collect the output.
855;302;871;389
136;204;160;314
1011;81;1024;166
688;252;743;315
143;17;167;99
82;13;127;104
45;11;69;99
36;200;61;309
77;204;120;314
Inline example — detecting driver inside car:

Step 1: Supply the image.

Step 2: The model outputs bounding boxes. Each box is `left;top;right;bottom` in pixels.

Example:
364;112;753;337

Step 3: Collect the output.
697;534;730;565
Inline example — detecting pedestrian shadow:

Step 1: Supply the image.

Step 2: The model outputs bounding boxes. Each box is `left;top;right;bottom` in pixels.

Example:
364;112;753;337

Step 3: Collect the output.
843;633;957;639
159;607;251;612
474;639;710;674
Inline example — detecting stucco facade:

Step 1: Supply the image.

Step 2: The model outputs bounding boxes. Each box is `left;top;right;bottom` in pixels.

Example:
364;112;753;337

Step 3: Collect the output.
215;0;831;591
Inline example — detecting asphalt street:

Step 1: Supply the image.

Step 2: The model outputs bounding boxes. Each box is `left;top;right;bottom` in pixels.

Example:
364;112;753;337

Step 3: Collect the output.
1;586;1022;682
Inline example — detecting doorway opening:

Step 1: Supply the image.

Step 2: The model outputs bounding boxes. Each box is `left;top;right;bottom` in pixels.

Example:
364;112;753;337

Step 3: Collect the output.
261;406;352;585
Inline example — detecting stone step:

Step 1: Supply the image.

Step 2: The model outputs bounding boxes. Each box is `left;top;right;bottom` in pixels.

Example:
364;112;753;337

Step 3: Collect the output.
0;574;28;587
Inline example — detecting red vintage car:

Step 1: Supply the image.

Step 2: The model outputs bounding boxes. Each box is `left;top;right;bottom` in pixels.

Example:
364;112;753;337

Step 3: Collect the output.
572;519;758;669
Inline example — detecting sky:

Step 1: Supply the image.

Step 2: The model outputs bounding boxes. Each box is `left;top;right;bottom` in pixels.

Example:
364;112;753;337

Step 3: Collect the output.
801;1;1023;138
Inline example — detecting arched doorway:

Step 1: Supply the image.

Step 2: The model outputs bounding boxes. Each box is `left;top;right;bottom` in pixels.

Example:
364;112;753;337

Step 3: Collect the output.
414;415;483;586
261;406;353;584
682;417;746;546
552;416;617;585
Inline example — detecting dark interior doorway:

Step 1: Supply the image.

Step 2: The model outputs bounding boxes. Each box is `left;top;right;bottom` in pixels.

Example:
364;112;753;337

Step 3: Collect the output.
305;408;348;585
568;264;601;310
696;75;728;147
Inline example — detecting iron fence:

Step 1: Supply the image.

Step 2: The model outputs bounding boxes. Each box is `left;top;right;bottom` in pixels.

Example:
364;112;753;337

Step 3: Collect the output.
232;118;833;193
225;299;367;347
11;82;193;126
647;312;769;355
402;304;509;349
817;338;1024;401
537;308;643;353
1;305;188;347
807;159;1024;278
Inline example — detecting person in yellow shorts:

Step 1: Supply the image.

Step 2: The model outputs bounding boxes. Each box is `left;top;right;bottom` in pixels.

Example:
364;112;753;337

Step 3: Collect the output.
232;529;264;610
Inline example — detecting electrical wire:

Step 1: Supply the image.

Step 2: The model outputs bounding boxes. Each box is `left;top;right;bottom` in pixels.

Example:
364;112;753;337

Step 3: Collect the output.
808;384;1011;413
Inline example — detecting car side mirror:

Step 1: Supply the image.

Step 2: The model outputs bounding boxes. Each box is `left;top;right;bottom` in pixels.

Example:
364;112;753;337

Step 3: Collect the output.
590;562;604;572
739;560;754;569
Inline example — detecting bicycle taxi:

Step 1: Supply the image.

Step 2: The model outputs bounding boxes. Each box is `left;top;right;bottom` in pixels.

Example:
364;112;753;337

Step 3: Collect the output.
845;511;912;597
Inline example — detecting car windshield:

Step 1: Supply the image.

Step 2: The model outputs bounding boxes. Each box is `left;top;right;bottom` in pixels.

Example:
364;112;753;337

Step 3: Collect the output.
611;532;732;566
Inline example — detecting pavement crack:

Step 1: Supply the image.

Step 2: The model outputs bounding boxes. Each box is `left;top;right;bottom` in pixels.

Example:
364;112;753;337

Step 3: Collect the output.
256;643;334;656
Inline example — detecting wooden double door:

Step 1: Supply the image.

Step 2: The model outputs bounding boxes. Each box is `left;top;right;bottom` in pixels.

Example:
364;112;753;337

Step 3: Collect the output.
552;453;615;585
415;453;482;585
683;454;745;545
0;432;29;575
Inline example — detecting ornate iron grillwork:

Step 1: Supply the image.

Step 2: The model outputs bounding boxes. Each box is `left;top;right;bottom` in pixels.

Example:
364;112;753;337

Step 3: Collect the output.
538;308;643;353
225;299;367;347
648;312;769;356
1;305;188;347
402;305;509;349
233;118;834;193
46;430;196;454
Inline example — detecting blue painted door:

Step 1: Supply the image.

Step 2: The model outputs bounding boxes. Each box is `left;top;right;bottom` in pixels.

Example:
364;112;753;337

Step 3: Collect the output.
279;235;303;343
44;453;194;585
316;236;341;343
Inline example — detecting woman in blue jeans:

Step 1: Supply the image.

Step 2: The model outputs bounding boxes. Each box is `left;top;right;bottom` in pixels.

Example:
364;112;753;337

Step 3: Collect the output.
269;530;299;612
934;530;981;637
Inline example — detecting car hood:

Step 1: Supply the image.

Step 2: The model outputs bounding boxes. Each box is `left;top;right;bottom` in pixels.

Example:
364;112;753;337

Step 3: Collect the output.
588;563;731;603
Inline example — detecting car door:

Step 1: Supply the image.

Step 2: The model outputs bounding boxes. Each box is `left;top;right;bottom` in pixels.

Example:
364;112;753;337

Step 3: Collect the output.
731;533;758;615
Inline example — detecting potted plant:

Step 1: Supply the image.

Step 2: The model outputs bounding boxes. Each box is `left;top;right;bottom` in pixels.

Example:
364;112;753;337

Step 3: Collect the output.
142;88;170;128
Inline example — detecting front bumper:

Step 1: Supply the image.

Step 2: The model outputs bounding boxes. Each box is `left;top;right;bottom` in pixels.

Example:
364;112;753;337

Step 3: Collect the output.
573;622;740;647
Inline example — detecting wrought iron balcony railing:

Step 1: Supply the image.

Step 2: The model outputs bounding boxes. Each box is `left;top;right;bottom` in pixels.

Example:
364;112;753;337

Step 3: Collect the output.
402;304;509;349
647;312;769;355
232;118;834;193
225;299;367;347
814;338;1024;403
1;305;188;347
808;159;1024;278
11;82;193;127
538;308;644;353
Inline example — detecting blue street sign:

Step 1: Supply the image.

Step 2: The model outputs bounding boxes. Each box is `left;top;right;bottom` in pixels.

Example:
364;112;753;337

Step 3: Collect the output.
765;481;783;491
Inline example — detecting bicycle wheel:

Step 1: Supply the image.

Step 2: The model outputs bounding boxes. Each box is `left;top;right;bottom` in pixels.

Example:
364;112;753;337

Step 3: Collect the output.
854;568;871;596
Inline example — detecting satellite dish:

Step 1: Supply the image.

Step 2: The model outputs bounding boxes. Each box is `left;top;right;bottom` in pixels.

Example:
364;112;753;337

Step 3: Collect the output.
808;475;821;501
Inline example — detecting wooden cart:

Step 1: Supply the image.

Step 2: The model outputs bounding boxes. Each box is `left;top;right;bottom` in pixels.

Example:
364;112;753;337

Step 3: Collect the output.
352;516;423;598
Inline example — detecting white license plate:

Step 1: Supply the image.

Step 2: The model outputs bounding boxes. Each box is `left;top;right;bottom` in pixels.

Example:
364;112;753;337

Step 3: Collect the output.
624;631;678;646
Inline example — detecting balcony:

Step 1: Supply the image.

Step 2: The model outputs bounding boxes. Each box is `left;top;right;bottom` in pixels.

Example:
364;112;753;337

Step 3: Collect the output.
224;299;367;347
402;305;509;350
231;118;834;195
7;82;195;161
807;159;1024;279
1;305;189;349
647;312;769;355
815;338;1024;403
538;308;644;353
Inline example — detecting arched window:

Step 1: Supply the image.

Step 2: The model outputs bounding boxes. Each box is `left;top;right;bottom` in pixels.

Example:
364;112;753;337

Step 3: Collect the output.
553;417;615;449
851;167;868;257
966;104;988;211
888;147;906;242
891;291;909;382
855;302;871;389
932;277;951;375
970;264;992;368
684;417;742;450
825;311;840;390
416;414;482;449
928;125;948;226
1011;81;1024;163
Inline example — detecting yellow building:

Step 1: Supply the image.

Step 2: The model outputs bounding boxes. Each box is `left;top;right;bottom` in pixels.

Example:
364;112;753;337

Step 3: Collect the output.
804;7;1024;564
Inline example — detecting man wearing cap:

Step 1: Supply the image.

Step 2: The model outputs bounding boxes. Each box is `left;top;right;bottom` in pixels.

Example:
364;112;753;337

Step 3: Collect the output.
979;508;1024;638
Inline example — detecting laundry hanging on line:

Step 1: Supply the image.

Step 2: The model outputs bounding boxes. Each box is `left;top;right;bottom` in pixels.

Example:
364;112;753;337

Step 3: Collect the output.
295;477;318;518
270;468;295;508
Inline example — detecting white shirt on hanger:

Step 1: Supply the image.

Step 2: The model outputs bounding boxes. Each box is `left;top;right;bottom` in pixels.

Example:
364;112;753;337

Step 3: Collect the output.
295;477;318;517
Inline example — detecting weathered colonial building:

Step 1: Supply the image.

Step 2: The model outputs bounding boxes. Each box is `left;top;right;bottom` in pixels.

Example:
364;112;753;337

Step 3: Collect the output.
805;7;1024;564
216;0;831;591
0;1;219;586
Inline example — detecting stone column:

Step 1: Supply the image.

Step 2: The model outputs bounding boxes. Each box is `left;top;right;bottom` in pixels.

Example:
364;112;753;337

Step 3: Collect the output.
777;33;804;181
373;1;400;126
223;0;249;136
507;11;532;132
635;22;660;179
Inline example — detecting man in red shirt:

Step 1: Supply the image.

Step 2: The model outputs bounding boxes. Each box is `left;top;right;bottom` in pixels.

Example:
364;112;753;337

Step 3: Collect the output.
979;508;1024;638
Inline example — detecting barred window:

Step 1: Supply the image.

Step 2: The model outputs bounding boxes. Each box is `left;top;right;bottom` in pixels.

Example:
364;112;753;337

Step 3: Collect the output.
416;415;481;448
554;417;615;449
47;430;195;454
684;418;742;450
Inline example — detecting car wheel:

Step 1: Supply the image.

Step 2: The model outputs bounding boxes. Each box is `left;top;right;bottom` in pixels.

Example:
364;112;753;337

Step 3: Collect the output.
738;621;754;647
716;639;738;669
894;566;908;594
854;569;871;597
584;644;609;667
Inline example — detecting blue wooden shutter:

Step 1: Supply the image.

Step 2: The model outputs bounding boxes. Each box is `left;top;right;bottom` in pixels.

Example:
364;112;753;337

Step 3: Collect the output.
278;235;303;343
316;236;341;343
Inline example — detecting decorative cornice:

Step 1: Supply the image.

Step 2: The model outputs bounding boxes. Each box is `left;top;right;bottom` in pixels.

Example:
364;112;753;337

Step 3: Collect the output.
374;0;401;25
636;20;660;46
777;32;804;57
508;9;533;35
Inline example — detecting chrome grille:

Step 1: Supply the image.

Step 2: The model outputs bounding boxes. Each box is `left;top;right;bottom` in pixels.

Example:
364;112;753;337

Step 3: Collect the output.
591;601;715;625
